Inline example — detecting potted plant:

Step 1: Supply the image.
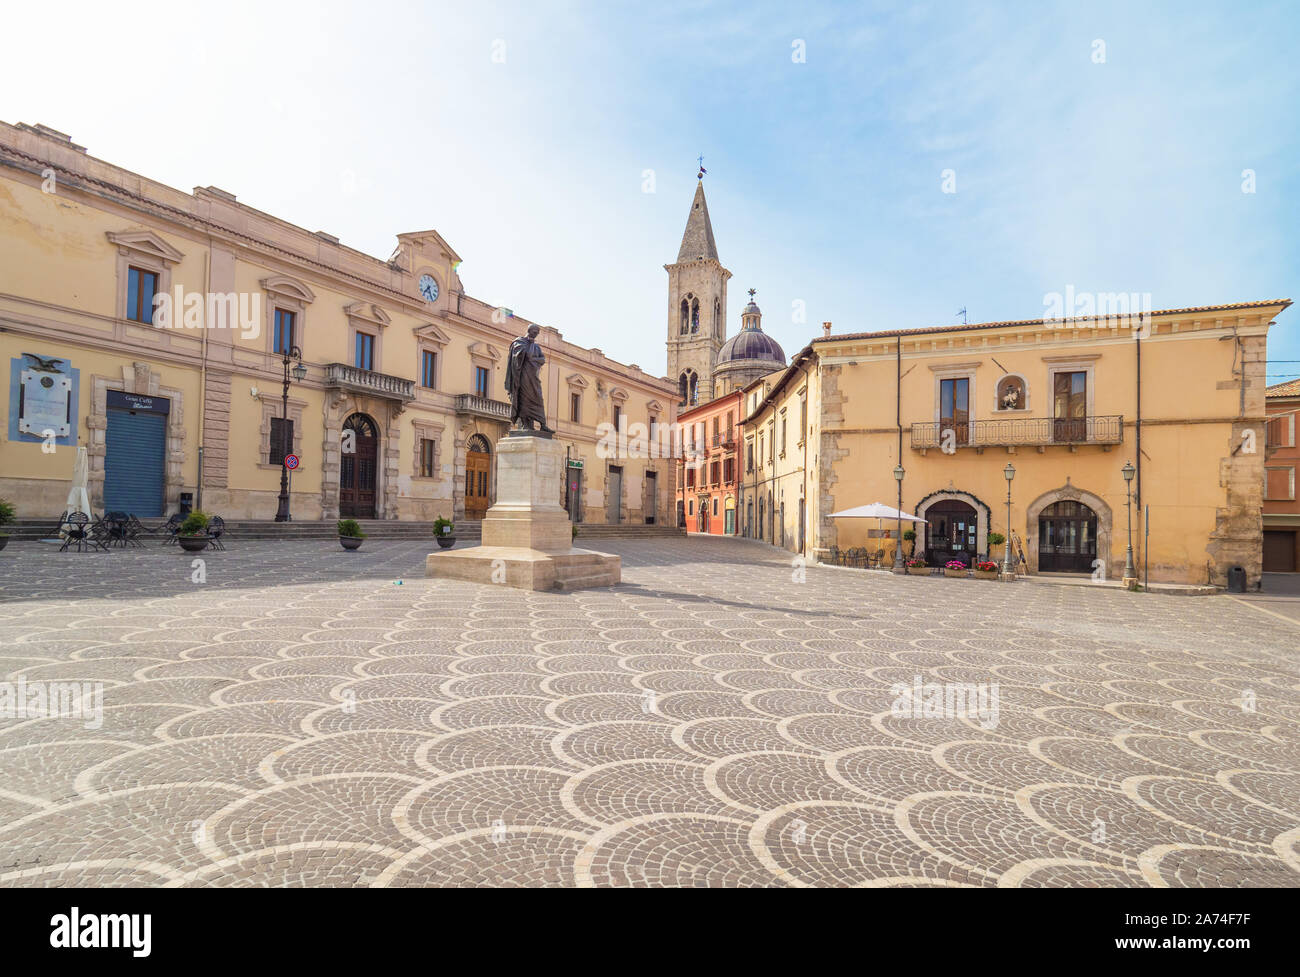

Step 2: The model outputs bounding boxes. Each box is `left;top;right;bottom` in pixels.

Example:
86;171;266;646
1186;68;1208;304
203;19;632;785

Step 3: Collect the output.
0;499;14;551
943;559;968;578
905;557;929;576
338;518;366;550
987;532;1006;563
902;529;916;557
177;511;211;553
974;560;1000;580
433;516;456;549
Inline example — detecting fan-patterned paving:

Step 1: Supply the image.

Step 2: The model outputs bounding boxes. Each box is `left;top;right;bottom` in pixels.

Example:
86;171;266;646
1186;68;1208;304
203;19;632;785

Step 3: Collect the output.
0;537;1296;887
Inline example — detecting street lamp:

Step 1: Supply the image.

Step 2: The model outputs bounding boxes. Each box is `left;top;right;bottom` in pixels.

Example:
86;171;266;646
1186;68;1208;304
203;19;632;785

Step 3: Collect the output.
893;463;905;570
274;344;307;522
1121;459;1136;581
1002;462;1016;578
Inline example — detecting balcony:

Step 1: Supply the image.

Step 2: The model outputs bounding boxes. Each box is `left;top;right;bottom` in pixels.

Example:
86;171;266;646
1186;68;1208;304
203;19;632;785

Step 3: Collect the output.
910;415;1124;453
324;363;415;402
454;393;511;421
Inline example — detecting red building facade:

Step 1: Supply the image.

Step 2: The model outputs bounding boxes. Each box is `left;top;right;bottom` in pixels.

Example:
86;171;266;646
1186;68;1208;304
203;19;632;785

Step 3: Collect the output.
1264;378;1300;572
675;391;743;534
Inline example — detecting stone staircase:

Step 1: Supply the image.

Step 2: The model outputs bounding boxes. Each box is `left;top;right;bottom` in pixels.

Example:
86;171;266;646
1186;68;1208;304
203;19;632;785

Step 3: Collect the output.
3;517;683;544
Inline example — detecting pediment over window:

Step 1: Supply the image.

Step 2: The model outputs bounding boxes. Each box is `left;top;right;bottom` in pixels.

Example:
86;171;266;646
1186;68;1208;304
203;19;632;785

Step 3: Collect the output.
609;386;630;404
566;373;589;389
344;302;391;330
261;275;316;304
646;399;665;413
106;229;185;265
414;322;451;346
467;341;500;362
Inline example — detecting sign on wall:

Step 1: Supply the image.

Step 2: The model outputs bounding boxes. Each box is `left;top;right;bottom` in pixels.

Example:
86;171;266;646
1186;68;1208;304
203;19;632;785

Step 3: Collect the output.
9;353;79;446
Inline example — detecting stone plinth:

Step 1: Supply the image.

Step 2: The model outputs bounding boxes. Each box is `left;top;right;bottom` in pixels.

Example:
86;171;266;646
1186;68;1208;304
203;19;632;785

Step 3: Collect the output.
426;433;621;591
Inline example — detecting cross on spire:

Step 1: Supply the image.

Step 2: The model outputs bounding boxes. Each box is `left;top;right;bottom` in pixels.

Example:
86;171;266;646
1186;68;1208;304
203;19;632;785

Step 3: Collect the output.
697;154;706;180
748;288;756;300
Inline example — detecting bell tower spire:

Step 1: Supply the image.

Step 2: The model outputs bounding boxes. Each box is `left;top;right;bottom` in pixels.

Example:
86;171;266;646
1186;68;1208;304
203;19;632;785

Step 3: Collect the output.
665;171;729;406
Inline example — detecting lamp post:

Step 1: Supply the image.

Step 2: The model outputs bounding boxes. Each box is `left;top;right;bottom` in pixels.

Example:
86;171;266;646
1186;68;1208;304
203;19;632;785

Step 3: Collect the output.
1002;462;1015;578
1121;459;1136;582
274;344;307;522
893;463;905;570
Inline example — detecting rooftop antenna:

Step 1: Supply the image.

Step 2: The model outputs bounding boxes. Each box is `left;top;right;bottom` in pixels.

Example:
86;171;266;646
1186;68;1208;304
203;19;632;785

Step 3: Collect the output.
956;307;968;325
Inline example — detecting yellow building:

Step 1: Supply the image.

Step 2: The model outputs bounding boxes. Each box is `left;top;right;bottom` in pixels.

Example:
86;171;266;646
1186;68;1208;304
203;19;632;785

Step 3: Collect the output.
0;122;676;526
743;302;1291;587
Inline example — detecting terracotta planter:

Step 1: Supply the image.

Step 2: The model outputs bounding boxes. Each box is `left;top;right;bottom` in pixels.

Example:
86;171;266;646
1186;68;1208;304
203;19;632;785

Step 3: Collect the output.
943;568;968;578
178;535;209;553
906;566;930;576
974;570;999;580
435;536;456;549
339;536;363;550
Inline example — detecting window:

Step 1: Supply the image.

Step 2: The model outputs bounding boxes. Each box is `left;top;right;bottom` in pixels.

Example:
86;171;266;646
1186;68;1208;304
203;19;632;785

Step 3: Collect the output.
768;424;775;463
613;405;623;430
723;457;734;483
1267;414;1295;448
126;267;159;323
421;350;438;389
710;460;720;485
712;498;718;517
475;366;490;398
685;466;696;489
269;416;294;466
1052;371;1088;441
940;377;970;444
758;434;764;465
649;415;658;443
1266;466;1296;501
419;438;436;478
726;412;734;443
780;417;787;456
799;397;807;441
273;309;296;354
712;417;720;446
688;500;693;516
746;442;754;473
354;332;375;370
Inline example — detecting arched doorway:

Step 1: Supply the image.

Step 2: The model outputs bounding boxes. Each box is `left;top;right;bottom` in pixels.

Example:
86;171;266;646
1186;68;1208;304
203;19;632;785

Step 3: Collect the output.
758;496;765;541
1038;500;1098;572
746;499;753;537
339;413;378;519
697;497;709;533
725;496;736;535
464;433;491;520
926;499;978;567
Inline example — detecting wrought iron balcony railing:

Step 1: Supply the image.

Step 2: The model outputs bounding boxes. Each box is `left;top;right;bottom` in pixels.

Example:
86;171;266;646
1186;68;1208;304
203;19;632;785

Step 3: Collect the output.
910;415;1124;450
454;393;512;420
324;363;415;402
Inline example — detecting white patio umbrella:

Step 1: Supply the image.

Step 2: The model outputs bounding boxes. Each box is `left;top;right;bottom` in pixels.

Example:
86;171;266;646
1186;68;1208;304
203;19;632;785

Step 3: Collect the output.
827;503;927;564
65;446;92;517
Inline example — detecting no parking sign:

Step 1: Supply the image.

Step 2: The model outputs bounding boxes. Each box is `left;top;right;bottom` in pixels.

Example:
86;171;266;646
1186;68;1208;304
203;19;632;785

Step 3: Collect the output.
284;454;300;470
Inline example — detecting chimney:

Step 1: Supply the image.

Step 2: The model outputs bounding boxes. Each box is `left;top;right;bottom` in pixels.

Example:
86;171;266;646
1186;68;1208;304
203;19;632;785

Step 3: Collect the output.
822;321;832;339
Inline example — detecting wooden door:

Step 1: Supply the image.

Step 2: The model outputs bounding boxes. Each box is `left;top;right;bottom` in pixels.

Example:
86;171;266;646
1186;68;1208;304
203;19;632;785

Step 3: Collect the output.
339;414;378;519
465;450;491;519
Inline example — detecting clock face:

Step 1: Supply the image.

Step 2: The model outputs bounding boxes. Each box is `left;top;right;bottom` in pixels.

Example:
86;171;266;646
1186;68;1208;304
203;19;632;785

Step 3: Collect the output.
418;274;439;302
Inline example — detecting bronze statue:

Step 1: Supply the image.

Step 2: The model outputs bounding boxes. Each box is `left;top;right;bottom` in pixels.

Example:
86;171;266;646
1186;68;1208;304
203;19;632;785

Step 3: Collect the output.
504;324;553;433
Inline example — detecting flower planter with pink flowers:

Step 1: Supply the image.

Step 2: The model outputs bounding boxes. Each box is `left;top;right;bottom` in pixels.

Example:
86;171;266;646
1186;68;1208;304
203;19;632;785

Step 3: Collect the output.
943;560;968;579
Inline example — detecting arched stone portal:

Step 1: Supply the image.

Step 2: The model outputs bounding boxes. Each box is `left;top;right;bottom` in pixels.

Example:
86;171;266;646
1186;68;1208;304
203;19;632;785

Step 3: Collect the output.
1026;483;1113;577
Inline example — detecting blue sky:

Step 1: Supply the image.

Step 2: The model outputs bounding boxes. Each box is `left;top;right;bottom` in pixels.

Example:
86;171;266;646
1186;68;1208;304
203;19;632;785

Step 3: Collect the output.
3;0;1297;382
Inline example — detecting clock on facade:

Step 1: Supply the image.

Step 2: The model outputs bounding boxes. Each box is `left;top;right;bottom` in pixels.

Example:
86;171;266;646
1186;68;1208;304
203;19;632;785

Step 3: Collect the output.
418;274;439;302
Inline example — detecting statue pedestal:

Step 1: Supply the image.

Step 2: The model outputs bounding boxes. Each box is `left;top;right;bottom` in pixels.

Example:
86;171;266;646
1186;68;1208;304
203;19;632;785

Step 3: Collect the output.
425;434;621;591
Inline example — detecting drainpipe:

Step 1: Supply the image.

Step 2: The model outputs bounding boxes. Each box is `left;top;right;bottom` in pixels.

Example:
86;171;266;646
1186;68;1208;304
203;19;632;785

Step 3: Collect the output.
197;245;211;512
1134;327;1141;568
800;359;809;557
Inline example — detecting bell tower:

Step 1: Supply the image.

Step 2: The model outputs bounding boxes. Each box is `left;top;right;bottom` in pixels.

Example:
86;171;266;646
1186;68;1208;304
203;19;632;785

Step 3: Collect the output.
666;177;730;406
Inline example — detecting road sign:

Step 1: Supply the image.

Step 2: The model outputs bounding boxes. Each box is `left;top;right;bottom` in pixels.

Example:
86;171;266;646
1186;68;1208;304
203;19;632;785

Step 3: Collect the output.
284;454;300;470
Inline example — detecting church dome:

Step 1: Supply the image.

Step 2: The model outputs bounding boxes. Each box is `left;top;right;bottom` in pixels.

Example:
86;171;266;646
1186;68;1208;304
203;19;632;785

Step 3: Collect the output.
719;293;785;367
718;327;785;365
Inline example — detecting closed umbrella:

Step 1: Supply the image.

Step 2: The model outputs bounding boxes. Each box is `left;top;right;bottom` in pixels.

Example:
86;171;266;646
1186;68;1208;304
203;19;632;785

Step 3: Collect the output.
66;446;92;517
